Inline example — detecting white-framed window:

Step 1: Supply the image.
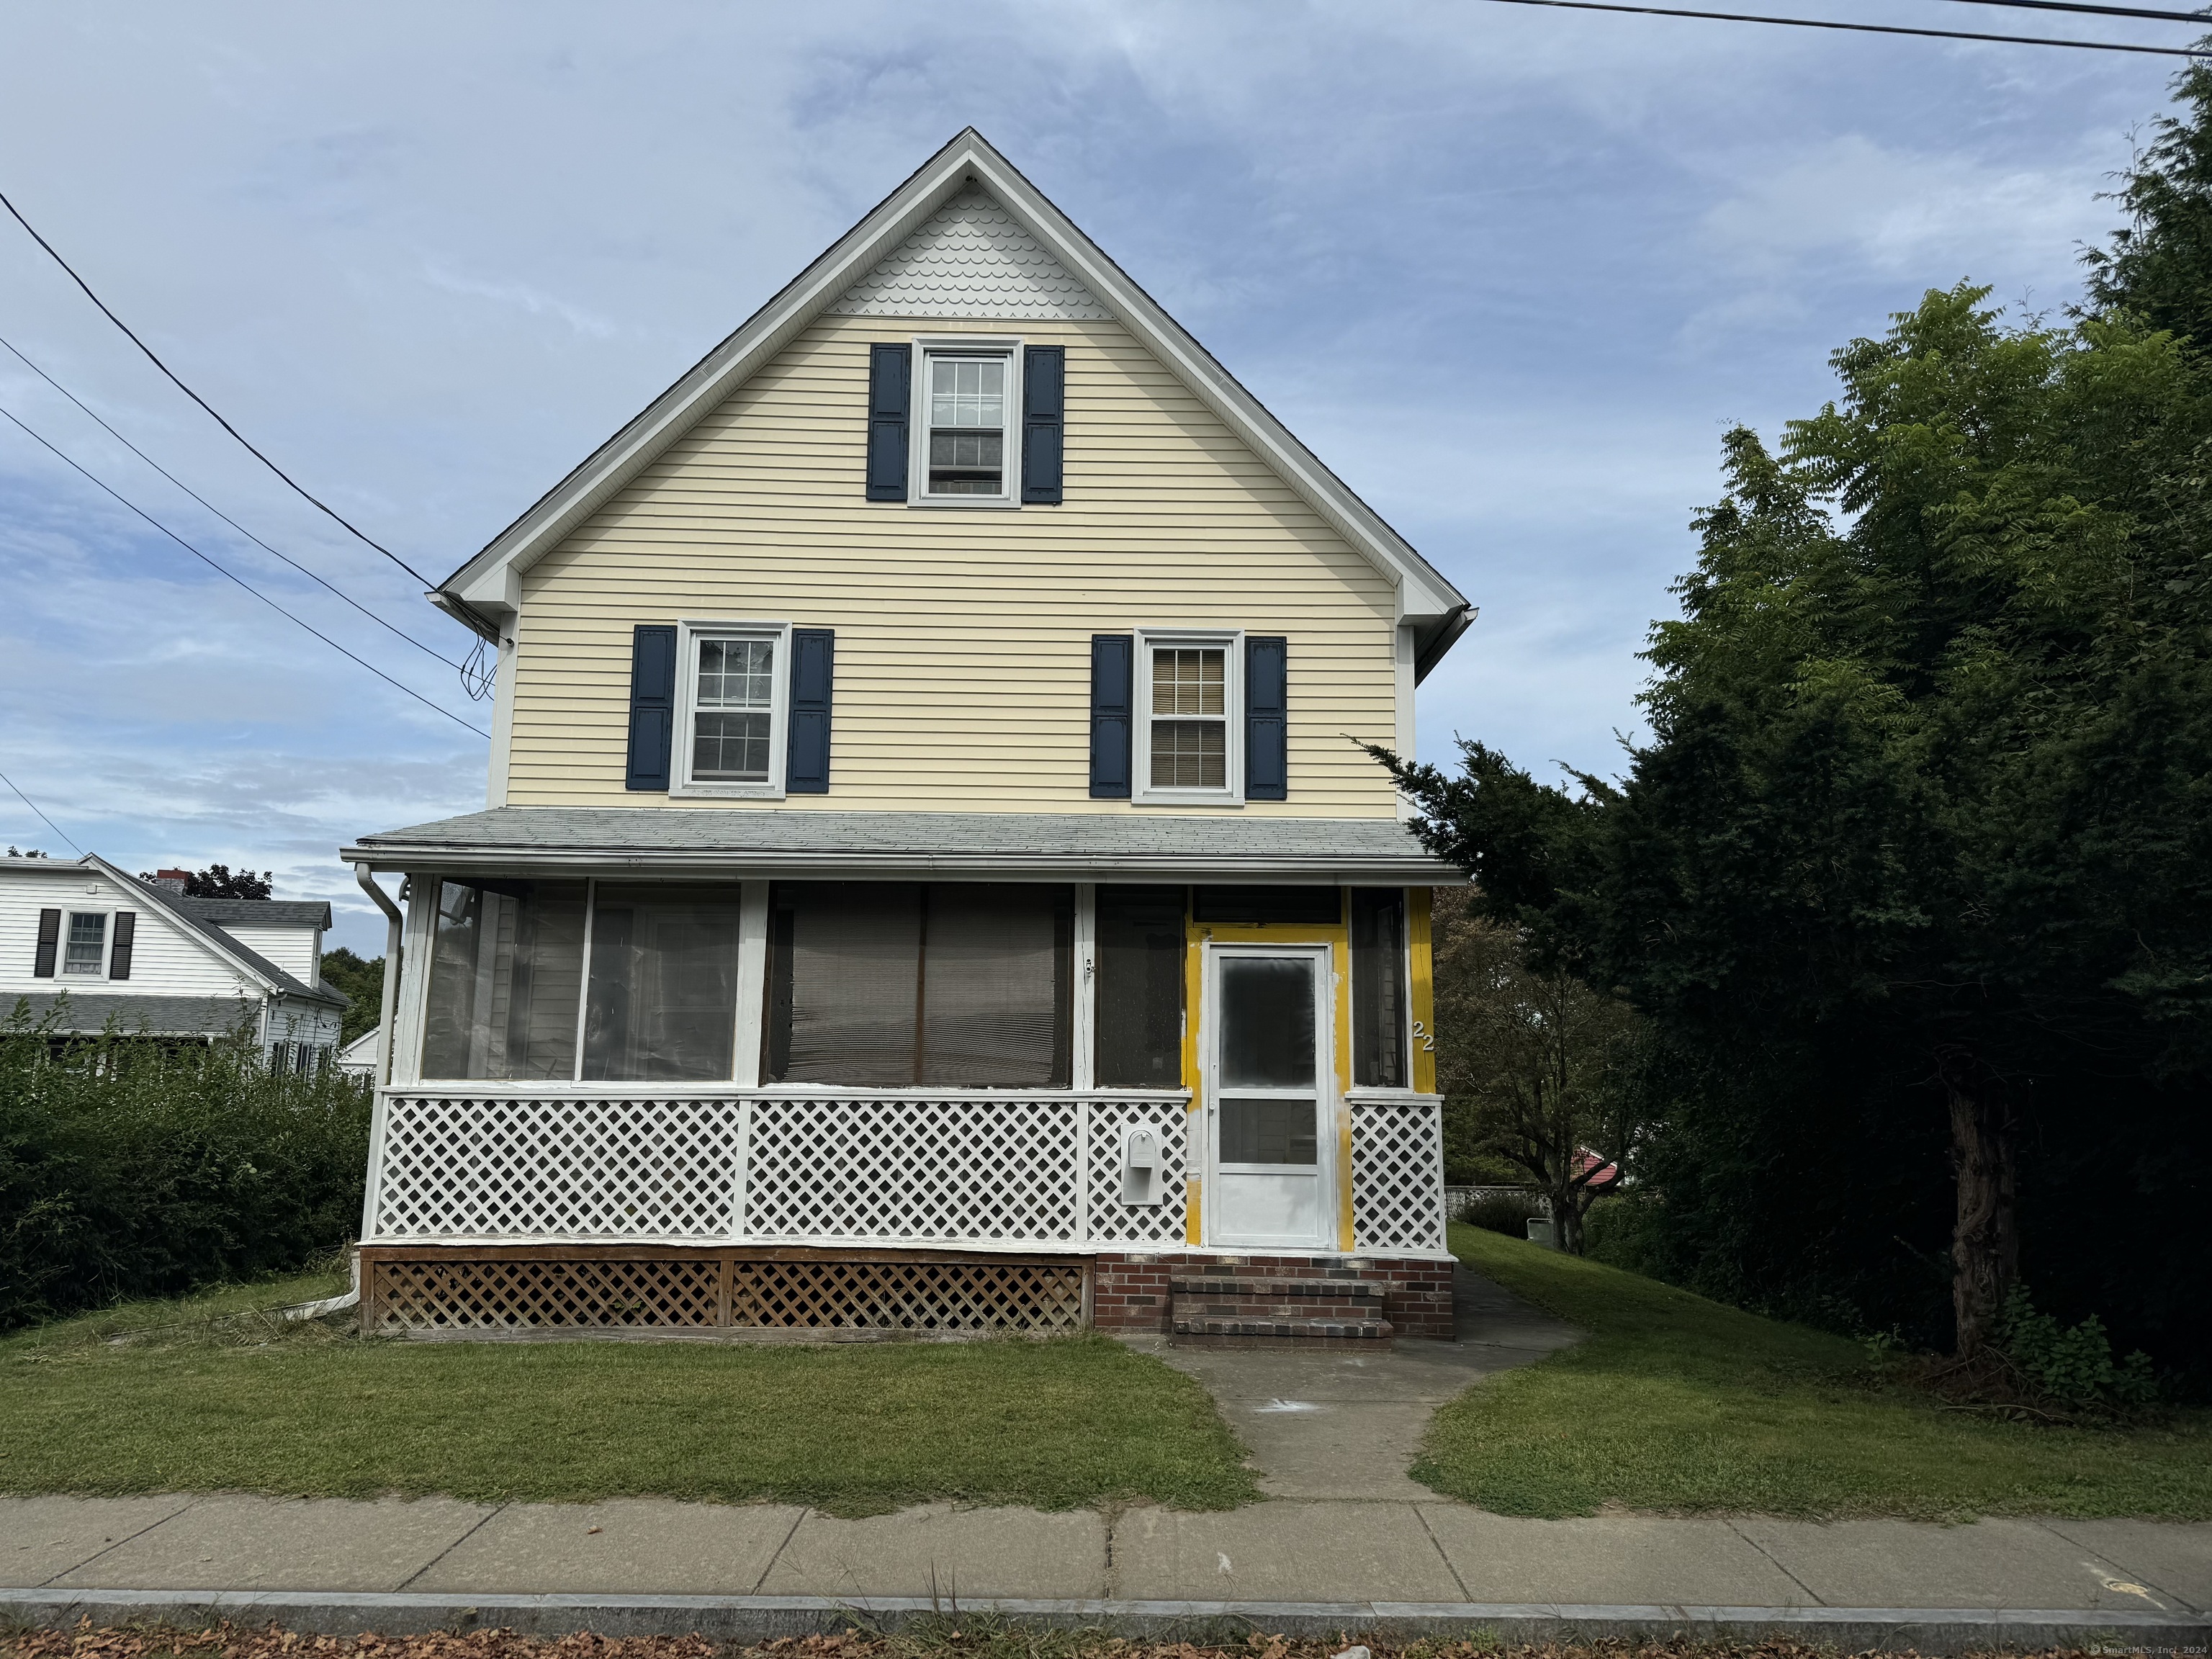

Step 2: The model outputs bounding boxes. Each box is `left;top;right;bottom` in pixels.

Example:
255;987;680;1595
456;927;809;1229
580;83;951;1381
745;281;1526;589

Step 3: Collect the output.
61;911;109;976
912;336;1020;505
673;620;791;798
1135;628;1244;805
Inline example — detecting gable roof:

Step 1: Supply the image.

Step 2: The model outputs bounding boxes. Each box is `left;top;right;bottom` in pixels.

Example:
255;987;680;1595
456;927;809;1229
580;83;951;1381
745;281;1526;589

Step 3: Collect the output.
7;855;346;1007
175;896;333;931
436;129;1474;679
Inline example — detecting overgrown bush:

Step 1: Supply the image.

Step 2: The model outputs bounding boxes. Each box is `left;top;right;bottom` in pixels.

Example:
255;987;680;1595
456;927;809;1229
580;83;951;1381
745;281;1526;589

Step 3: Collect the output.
1457;1189;1547;1238
0;999;372;1330
1998;1285;2160;1416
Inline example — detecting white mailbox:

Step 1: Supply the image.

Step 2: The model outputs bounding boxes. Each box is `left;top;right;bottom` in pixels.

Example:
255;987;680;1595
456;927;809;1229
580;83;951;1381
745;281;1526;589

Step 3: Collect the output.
1120;1125;1163;1207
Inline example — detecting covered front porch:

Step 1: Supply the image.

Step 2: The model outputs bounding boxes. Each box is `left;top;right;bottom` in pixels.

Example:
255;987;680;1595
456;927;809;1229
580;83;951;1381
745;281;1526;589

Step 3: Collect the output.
344;809;1460;1340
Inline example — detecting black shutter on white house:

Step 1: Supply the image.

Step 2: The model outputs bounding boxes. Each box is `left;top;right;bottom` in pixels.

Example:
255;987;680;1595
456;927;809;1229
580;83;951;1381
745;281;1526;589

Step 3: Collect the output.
1021;346;1064;504
786;629;835;793
1246;636;1287;801
866;343;912;500
624;624;678;792
32;908;58;977
1089;634;1134;798
109;912;135;980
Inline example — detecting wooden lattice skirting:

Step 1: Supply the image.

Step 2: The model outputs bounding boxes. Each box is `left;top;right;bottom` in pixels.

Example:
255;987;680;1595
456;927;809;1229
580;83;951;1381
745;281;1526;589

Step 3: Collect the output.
358;1246;1092;1339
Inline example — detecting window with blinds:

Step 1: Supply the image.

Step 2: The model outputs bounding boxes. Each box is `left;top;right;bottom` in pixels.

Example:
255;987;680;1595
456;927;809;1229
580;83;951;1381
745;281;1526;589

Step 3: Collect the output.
1095;884;1186;1088
1149;647;1226;789
765;882;1073;1087
1351;886;1409;1089
421;879;588;1081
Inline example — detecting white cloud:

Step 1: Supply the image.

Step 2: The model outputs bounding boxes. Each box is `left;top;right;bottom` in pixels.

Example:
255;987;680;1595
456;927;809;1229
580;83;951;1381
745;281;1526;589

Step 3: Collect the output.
0;0;2182;924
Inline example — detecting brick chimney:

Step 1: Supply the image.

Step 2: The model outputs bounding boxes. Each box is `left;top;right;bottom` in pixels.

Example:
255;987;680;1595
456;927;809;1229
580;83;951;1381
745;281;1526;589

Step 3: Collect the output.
151;868;190;895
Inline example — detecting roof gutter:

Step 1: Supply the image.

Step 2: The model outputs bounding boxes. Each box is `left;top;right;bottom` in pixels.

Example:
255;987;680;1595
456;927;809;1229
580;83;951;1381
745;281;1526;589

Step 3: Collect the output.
340;846;1467;884
1413;603;1476;685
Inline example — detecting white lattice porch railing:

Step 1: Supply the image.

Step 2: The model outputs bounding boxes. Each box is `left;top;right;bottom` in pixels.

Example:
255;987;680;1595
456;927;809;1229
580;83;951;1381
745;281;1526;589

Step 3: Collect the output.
1349;1094;1449;1254
364;1087;1451;1254
363;1088;1192;1250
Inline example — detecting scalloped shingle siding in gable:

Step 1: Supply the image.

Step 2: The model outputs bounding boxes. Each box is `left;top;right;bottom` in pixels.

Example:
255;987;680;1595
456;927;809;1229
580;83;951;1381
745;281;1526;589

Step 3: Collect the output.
830;186;1109;320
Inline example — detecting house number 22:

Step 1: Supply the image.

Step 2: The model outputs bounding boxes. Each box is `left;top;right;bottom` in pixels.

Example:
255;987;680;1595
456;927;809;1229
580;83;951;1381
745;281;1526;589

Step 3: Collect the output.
1411;1020;1436;1052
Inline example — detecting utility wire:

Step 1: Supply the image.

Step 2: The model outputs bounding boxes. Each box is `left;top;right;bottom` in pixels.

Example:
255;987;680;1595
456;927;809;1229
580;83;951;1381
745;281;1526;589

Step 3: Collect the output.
0;186;503;646
0;188;437;587
1946;0;2211;23
0;401;492;740
1475;0;2212;52
0;331;469;673
0;766;81;855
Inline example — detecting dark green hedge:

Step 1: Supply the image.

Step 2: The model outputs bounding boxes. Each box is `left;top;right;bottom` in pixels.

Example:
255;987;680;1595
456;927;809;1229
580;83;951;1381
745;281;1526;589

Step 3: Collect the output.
0;1001;372;1330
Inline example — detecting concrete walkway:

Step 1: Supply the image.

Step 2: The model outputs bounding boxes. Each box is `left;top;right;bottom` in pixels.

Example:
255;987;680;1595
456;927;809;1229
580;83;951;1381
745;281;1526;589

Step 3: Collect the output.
3;1267;2208;1645
1124;1266;1583;1501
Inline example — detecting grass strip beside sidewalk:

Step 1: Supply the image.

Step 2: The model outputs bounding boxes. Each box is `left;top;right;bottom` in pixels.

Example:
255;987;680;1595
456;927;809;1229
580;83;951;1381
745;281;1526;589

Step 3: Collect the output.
1417;1223;2212;1521
0;1280;1257;1518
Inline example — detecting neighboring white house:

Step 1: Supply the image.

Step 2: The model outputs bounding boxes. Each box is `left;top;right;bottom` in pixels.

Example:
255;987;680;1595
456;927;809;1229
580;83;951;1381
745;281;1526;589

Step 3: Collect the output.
1;854;348;1066
335;1025;381;1079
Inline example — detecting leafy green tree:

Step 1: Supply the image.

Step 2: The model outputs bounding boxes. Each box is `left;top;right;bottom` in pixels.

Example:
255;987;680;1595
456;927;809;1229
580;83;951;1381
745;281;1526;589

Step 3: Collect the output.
2082;55;2212;349
1382;285;2212;1361
1431;901;1644;1254
140;865;273;899
319;949;385;1047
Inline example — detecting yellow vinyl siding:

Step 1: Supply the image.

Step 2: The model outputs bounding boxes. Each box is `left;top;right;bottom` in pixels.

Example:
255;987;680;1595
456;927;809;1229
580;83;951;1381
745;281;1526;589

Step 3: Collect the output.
508;313;1401;815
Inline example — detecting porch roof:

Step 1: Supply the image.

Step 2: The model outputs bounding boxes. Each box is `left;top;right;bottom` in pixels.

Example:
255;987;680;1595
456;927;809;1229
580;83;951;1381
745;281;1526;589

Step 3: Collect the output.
342;807;1467;883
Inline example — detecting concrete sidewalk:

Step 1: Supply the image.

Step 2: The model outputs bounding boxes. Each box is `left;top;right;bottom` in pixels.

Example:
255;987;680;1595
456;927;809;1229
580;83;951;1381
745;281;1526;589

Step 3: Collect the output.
4;1491;2208;1625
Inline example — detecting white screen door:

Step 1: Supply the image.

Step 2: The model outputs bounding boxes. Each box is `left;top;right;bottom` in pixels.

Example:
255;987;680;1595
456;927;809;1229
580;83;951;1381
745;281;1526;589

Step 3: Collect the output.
1208;945;1331;1249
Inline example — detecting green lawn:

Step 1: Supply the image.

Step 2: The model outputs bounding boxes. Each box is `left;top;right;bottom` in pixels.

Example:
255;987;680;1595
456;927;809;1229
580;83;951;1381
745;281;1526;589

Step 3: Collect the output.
1418;1223;2212;1521
0;1274;1258;1517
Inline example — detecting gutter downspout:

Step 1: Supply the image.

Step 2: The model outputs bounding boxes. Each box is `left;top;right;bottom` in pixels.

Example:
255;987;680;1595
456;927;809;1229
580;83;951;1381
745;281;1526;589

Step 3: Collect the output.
354;863;403;1087
347;862;405;1330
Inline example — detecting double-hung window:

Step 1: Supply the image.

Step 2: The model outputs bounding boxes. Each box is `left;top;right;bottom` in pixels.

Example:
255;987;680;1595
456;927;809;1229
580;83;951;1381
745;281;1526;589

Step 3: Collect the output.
673;621;790;796
1135;629;1244;804
917;341;1017;503
62;912;108;976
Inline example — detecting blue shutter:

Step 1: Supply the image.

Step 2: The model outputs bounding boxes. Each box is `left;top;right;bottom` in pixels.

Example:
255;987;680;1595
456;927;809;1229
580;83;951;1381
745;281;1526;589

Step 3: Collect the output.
624;624;678;792
866;343;911;500
1090;634;1134;799
787;629;835;793
1021;345;1064;505
1246;636;1287;801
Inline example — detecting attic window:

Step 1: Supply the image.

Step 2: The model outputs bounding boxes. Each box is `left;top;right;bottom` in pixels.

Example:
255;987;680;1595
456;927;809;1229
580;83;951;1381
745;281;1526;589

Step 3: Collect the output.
63;912;108;976
922;349;1011;499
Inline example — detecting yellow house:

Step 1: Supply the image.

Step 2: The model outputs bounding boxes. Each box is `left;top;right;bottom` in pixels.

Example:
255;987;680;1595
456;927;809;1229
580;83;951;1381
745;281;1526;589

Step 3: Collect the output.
342;130;1473;1344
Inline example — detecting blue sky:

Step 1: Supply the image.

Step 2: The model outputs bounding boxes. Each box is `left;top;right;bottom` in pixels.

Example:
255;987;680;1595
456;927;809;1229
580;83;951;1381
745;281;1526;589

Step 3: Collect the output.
0;1;2185;951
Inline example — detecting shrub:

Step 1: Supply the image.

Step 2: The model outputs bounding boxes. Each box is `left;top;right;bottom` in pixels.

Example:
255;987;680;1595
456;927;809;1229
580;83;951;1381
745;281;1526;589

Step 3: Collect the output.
1457;1189;1547;1237
1999;1285;2160;1416
0;999;372;1330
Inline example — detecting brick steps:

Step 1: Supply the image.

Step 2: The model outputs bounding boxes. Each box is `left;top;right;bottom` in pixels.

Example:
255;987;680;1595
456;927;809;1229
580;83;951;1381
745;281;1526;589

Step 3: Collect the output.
1169;1274;1393;1349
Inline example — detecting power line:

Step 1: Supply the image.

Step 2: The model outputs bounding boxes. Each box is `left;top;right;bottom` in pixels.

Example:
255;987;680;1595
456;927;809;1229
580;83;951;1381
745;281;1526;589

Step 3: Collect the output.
0;331;469;673
1947;0;2212;23
0;187;439;588
0;766;81;855
0;400;492;740
1476;0;2212;53
0;186;503;646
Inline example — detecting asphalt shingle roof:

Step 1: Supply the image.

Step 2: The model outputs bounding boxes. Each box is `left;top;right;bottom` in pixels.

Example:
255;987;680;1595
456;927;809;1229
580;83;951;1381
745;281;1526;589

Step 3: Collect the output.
344;807;1463;881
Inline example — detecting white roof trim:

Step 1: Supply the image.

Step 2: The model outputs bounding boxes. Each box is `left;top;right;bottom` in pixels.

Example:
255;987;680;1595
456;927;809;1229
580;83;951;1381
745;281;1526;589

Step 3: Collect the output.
441;129;1470;643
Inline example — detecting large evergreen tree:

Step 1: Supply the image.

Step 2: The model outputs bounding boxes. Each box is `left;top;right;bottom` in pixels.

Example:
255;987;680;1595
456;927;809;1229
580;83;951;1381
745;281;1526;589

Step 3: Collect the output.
1383;67;2212;1370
